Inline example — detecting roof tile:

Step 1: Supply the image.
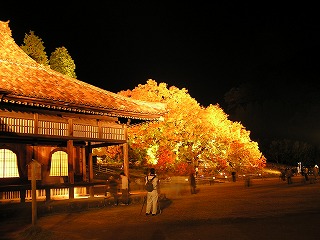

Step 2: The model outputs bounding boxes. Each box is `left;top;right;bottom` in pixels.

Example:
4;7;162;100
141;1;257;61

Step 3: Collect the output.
0;21;166;120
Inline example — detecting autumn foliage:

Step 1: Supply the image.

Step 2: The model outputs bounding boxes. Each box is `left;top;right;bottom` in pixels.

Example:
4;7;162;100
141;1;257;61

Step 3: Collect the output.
117;79;266;175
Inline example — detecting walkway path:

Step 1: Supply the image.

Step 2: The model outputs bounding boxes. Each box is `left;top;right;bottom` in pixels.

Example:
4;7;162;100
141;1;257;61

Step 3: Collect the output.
2;177;320;240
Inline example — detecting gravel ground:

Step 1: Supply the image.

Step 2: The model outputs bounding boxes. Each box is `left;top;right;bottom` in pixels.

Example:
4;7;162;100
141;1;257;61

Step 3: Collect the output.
1;176;320;240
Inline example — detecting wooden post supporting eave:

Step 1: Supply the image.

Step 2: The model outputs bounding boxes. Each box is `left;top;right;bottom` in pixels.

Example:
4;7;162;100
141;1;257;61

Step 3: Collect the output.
82;146;87;182
123;124;129;179
31;162;37;226
123;143;129;178
88;142;94;198
88;142;93;181
67;140;75;199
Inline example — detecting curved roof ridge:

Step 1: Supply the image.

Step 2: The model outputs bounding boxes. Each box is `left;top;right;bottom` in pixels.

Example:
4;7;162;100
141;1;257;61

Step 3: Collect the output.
0;20;39;66
0;20;167;120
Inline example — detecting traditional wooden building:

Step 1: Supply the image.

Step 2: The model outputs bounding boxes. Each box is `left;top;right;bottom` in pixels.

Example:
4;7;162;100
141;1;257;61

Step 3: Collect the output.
0;20;166;201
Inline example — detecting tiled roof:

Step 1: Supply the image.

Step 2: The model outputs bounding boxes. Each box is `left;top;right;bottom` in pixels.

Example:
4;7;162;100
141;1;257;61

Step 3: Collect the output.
0;21;166;120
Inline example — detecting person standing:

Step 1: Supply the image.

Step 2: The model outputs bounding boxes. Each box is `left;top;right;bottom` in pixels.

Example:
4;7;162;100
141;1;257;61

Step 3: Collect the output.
107;176;119;205
313;165;319;180
120;172;129;205
231;171;236;182
285;168;293;184
189;172;196;194
145;168;159;216
303;167;309;181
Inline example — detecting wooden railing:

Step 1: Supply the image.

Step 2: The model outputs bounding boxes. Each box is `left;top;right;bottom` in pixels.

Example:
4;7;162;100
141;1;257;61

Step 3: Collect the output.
0;181;106;202
0;117;34;134
38;120;68;136
0;116;126;141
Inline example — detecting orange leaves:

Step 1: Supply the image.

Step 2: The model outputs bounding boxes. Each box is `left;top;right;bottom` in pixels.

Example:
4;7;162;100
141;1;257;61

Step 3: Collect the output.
155;147;175;173
122;79;266;174
174;162;190;175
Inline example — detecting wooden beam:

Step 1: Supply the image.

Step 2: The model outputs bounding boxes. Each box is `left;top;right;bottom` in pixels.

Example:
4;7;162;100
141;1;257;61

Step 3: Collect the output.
123;125;129;178
81;146;87;182
67;140;74;199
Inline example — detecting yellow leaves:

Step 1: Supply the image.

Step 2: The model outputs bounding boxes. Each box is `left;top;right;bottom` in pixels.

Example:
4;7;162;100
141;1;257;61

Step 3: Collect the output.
146;144;159;165
125;79;266;173
20;30;49;66
49;46;77;78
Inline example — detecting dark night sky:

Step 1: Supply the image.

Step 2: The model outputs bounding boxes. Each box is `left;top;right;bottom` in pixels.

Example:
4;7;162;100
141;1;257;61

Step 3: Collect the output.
2;1;318;107
2;1;320;148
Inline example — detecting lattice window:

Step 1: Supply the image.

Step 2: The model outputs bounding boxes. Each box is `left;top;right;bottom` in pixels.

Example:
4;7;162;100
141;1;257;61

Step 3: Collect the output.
0;117;34;134
49;151;68;176
73;124;99;138
0;149;19;178
38;120;68;136
102;127;125;140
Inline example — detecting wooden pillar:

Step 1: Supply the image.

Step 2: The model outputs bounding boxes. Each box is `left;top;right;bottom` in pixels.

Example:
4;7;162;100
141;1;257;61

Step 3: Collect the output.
33;113;39;135
67;140;74;199
82;146;87;182
45;187;51;202
123;124;129;178
88;142;94;198
88;142;93;181
123;143;129;179
31;162;37;226
20;189;26;203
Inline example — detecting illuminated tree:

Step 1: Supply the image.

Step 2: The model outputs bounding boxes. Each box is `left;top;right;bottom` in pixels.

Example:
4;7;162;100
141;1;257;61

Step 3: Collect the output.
201;105;266;173
119;79;266;175
120;80;202;167
20;30;49;65
155;146;176;174
49;46;77;78
92;145;122;163
20;31;77;78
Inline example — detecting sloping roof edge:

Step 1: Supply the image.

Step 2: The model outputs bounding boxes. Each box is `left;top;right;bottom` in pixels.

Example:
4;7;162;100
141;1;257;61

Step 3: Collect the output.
0;20;167;120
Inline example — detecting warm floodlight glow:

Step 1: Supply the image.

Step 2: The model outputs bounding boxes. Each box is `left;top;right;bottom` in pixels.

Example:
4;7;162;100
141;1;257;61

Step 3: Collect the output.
263;169;281;175
0;149;19;178
50;151;68;176
146;145;159;165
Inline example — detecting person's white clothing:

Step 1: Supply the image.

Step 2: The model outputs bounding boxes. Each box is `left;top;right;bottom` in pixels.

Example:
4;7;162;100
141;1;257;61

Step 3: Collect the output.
145;174;159;215
120;174;129;204
121;175;129;189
